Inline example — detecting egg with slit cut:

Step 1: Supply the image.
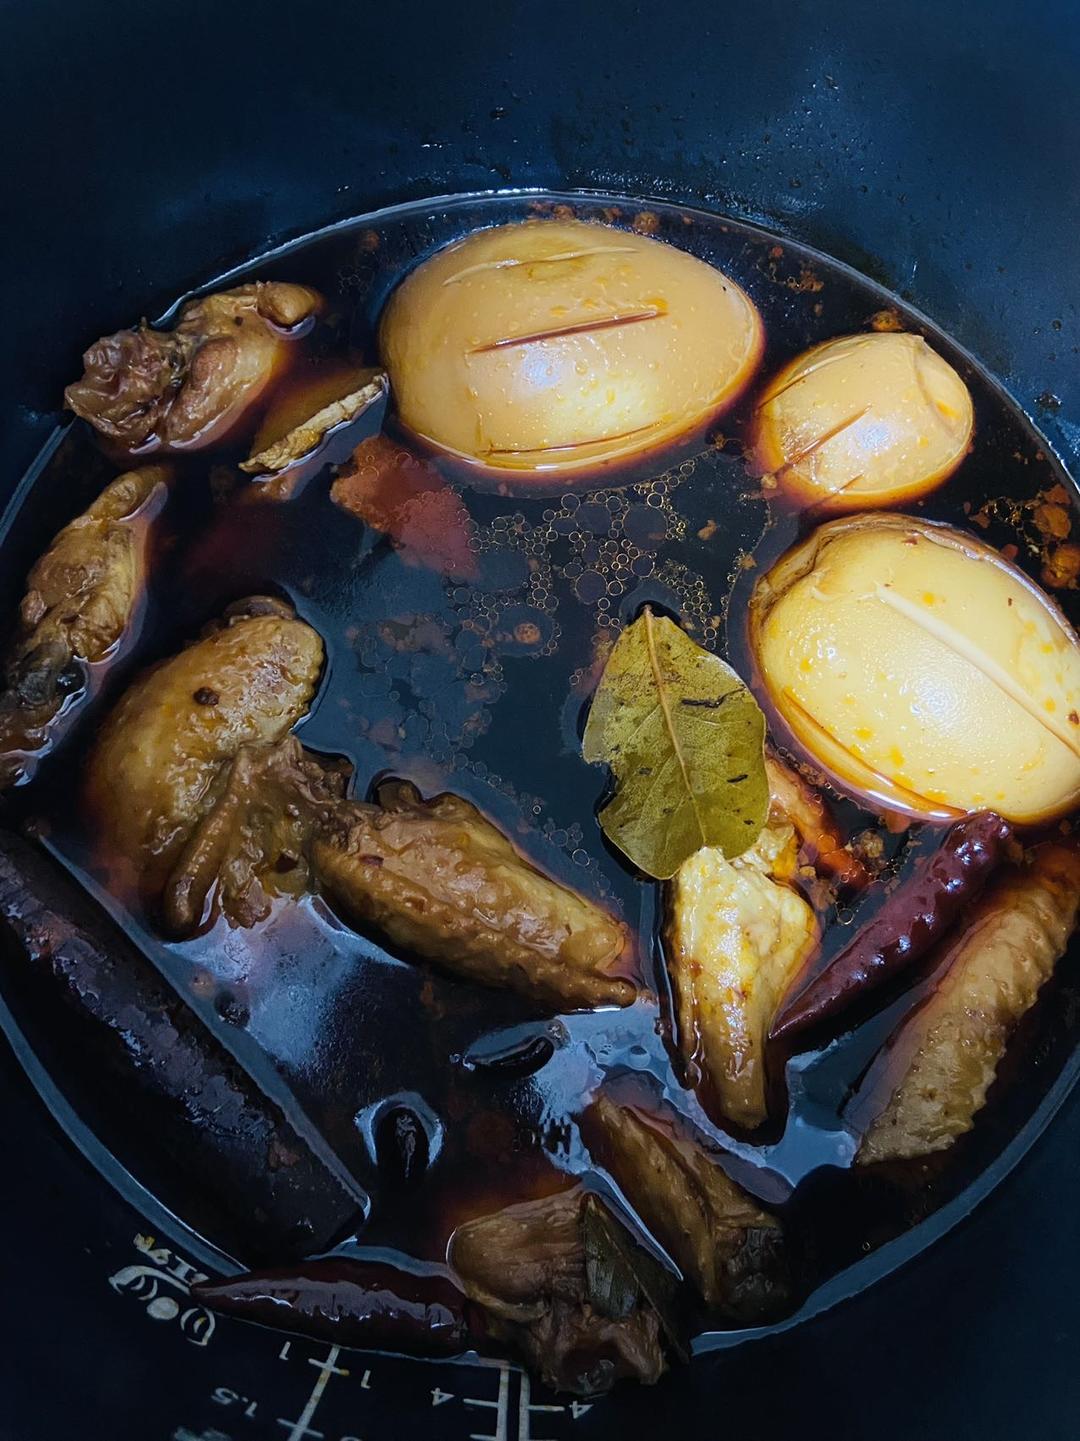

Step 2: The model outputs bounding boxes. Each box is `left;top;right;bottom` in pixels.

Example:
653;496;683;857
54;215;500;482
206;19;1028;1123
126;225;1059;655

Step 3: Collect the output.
378;219;763;478
753;332;974;509
749;514;1080;823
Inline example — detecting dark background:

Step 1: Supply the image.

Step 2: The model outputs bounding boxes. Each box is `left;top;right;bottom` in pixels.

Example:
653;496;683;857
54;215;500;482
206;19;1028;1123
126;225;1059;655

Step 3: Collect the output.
2;0;1079;1435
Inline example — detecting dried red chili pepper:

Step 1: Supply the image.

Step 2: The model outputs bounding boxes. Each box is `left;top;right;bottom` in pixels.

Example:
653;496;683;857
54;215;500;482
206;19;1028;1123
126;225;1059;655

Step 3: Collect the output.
193;1259;473;1356
772;811;1014;1040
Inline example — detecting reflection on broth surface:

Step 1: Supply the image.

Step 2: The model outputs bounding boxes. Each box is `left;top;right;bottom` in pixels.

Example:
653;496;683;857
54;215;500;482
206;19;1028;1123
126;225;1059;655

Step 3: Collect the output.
1;193;1079;1394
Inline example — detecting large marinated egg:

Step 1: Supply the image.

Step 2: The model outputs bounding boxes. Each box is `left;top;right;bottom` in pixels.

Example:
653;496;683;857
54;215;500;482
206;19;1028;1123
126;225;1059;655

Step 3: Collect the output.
749;514;1080;823
379;219;762;477
753;332;974;509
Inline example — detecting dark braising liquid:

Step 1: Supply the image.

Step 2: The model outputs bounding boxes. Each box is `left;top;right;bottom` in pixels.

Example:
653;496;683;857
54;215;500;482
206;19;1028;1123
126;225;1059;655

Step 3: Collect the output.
1;193;1078;1353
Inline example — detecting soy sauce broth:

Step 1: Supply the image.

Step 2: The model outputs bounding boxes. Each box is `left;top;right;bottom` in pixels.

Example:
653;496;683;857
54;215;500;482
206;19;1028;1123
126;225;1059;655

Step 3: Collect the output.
2;191;1079;1351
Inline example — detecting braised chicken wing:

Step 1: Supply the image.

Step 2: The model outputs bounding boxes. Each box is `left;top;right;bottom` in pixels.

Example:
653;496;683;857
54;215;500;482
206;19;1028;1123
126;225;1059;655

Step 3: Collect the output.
665;809;818;1128
0;465;167;788
311;782;635;1010
449;1187;667;1393
85;599;323;893
65;283;322;453
163;735;348;934
583;1086;789;1320
856;843;1080;1163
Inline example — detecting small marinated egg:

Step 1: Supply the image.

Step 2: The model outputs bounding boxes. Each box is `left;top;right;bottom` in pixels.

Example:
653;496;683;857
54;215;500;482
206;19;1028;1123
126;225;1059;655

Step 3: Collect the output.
753;332;974;509
379;219;762;477
749;513;1080;823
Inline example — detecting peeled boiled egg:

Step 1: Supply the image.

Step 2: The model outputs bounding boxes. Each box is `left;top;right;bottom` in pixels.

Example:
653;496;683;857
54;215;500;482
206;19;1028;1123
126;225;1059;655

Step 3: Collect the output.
753;332;974;509
378;219;762;477
749;514;1080;823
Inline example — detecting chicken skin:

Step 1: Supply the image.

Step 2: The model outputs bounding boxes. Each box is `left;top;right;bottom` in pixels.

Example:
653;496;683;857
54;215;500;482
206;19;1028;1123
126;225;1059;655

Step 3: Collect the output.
85;598;323;896
312;781;635;1011
857;843;1080;1163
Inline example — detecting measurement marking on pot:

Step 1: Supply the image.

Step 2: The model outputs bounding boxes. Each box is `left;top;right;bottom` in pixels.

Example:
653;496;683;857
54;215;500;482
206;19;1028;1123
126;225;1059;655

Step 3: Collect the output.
464;1361;512;1441
518;1374;565;1441
276;1345;349;1441
307;1354;351;1379
453;1358;595;1439
211;1386;259;1417
108;1234;215;1347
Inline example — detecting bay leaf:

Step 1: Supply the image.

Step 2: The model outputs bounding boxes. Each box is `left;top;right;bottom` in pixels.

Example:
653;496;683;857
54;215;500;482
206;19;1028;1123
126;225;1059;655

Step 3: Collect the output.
582;607;768;878
583;1195;638;1321
582;1194;690;1360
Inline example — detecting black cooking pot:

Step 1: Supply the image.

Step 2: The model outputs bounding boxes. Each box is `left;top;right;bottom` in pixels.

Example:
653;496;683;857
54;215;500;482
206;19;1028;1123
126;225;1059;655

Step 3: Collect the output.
3;2;1079;1436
